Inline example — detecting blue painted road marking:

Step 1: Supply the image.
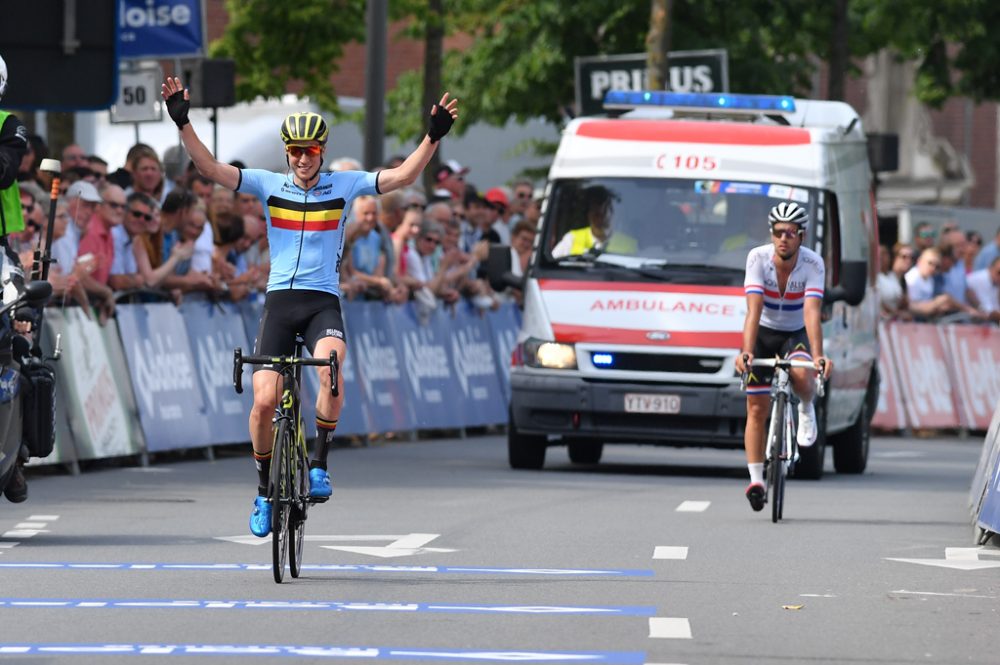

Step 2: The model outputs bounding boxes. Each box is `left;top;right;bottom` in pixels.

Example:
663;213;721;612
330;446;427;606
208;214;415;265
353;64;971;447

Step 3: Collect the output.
0;598;657;616
0;644;647;662
0;563;653;576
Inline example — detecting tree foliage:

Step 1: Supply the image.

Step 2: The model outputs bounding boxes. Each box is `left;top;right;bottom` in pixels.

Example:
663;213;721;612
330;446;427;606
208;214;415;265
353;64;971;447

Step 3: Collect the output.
853;0;1000;107
209;0;366;113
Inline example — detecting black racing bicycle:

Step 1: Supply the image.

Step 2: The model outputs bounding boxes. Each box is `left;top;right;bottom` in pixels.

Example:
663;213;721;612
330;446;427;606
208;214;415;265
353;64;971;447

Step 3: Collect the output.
741;356;825;523
233;341;338;583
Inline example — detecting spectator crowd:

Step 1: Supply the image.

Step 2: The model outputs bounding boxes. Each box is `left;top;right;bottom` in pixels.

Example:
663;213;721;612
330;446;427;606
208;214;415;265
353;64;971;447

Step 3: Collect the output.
877;220;1000;325
15;137;544;323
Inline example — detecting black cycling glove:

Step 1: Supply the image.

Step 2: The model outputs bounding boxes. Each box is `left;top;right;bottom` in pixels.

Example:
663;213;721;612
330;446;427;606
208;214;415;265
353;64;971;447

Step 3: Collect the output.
165;89;190;129
427;104;454;143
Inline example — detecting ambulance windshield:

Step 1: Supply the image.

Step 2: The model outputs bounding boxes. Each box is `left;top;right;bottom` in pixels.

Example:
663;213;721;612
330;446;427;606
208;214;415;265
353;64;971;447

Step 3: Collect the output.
539;178;819;273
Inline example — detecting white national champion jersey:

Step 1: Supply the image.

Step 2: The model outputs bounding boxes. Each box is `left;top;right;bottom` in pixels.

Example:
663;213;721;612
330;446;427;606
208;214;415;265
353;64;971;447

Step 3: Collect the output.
743;244;825;331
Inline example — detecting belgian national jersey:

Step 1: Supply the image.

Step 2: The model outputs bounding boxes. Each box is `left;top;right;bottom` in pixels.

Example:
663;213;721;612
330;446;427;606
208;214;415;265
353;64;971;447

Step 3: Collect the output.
237;169;379;296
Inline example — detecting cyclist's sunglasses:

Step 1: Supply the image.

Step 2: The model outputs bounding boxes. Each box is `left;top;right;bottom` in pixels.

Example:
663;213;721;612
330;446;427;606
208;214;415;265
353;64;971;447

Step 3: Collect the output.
286;145;323;158
771;228;802;240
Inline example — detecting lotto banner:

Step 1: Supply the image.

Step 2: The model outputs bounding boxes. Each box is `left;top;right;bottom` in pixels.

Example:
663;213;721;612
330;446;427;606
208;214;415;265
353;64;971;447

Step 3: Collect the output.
115;304;214;452
871;322;906;432
940;325;1000;432
887;322;961;430
451;302;508;427
299;300;371;437
350;301;417;434
484;303;521;399
178;300;254;444
389;304;464;431
236;297;264;352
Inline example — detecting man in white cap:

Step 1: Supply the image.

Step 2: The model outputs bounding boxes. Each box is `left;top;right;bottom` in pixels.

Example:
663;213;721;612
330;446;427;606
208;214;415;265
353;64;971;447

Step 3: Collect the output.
50;180;101;280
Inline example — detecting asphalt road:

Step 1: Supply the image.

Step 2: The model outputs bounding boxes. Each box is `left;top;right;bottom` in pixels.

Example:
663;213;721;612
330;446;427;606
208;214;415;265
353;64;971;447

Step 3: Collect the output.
0;433;996;664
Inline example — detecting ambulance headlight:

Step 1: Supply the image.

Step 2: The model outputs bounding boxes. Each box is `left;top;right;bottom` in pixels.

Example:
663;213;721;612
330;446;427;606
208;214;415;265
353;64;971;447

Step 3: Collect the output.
523;338;577;369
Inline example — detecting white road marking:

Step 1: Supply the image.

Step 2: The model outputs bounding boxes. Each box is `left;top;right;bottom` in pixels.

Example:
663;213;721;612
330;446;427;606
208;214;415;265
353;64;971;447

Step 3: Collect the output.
649;617;692;639
891;590;997;599
887;546;1000;571
873;451;925;459
0;515;58;554
799;594;836;598
675;501;710;512
2;530;46;538
323;534;457;558
653;546;689;560
219;533;455;558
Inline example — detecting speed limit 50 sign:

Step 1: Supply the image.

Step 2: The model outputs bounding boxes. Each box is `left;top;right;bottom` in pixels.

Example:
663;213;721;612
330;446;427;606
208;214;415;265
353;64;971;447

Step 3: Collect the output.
111;67;163;124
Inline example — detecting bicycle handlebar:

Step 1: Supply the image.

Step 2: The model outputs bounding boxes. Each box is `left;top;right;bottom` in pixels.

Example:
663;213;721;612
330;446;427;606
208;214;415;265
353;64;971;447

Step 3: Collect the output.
233;347;340;398
739;355;826;397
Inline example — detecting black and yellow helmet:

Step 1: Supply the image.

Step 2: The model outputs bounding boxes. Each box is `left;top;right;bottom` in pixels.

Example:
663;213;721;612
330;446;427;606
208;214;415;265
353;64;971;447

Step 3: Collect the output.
280;112;329;145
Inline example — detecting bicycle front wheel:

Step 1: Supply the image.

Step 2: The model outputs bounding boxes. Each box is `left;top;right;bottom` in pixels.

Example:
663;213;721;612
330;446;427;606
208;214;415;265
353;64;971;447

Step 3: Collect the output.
768;393;787;524
270;418;292;583
288;442;308;579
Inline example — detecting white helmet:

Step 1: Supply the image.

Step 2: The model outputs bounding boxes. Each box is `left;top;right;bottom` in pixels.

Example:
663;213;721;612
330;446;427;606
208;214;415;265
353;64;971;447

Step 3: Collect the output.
0;55;7;101
768;201;808;230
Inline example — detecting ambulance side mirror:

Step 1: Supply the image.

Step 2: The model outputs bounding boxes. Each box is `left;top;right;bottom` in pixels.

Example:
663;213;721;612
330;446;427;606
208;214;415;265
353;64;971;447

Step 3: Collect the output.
485;244;522;292
824;261;867;306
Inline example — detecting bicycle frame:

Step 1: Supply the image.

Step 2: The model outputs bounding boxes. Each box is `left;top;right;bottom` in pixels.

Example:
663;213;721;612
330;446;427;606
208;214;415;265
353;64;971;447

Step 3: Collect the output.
741;356;825;522
232;344;339;582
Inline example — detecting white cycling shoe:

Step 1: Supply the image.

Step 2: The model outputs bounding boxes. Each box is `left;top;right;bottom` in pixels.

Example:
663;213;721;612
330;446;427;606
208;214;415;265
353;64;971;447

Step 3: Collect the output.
797;401;818;448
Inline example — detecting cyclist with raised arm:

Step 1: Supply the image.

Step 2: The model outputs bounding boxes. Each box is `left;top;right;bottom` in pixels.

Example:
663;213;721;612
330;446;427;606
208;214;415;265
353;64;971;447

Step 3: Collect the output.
734;202;833;512
161;77;459;536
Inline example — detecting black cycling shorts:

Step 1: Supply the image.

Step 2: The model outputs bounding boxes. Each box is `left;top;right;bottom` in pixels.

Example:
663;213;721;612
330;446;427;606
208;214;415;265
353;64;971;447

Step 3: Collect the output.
746;326;811;392
253;289;345;372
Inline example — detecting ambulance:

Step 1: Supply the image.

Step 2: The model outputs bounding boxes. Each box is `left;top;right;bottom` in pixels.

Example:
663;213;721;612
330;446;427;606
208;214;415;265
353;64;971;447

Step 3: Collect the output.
490;91;879;479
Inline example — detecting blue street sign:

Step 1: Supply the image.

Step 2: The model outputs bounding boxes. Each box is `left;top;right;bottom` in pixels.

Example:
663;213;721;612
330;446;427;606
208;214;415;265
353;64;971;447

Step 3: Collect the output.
119;0;204;58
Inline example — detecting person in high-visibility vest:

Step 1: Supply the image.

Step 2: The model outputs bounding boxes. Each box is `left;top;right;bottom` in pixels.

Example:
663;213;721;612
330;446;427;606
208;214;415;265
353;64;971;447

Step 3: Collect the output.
0;56;27;243
0;54;30;504
551;184;636;258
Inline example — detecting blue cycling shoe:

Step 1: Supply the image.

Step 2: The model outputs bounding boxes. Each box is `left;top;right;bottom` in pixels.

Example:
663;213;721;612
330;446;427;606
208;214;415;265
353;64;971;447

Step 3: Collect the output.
249;495;272;537
309;468;332;499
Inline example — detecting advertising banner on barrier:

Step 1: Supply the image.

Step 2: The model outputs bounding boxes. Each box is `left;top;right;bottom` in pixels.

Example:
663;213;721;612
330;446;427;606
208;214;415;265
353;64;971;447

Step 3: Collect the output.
391;304;463;430
941;325;1000;432
298;302;370;438
26;318;79;467
484;303;520;400
975;402;1000;534
451;303;507;427
970;398;1000;520
180;301;255;444
237;298;264;352
116;304;213;452
351;302;416;433
888;322;960;429
872;323;906;432
50;308;141;460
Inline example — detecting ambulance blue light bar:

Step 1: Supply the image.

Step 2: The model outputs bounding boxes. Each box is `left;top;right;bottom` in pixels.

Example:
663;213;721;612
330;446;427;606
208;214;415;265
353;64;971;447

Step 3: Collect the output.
603;91;796;114
592;353;615;367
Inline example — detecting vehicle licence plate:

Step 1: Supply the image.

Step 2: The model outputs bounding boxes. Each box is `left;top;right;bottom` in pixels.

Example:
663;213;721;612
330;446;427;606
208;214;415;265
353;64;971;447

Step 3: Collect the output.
624;393;681;414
